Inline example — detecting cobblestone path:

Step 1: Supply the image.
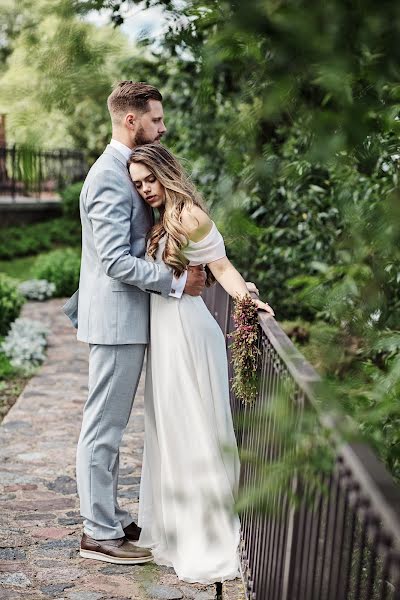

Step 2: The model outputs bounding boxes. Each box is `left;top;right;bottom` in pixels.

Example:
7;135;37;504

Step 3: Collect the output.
0;299;243;600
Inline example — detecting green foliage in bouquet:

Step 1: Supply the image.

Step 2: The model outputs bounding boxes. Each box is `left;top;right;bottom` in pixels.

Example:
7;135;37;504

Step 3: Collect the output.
33;249;80;297
229;295;261;404
0;274;25;336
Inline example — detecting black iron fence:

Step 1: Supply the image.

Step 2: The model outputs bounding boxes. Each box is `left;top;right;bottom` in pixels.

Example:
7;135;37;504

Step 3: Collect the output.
0;145;87;200
203;284;400;600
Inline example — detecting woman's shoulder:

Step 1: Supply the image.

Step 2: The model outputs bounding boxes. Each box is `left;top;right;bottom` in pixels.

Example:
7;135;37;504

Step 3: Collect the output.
180;205;213;243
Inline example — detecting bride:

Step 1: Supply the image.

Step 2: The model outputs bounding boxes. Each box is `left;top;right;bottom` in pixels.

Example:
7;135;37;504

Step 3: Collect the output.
127;144;274;584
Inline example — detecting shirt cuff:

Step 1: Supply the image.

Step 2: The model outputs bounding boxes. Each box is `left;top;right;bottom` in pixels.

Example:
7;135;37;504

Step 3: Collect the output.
169;270;188;298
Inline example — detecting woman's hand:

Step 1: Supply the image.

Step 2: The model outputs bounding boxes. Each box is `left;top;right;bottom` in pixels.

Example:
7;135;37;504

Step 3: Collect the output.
246;281;259;295
209;257;275;316
254;298;275;316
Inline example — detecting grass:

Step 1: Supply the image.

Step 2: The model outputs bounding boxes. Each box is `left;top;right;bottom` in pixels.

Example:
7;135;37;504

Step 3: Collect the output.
0;347;30;424
0;247;80;282
0;377;30;423
0;255;39;281
0;236;81;422
0;216;81;260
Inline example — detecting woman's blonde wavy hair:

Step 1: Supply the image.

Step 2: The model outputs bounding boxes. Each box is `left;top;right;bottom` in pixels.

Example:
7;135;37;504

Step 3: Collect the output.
128;144;215;285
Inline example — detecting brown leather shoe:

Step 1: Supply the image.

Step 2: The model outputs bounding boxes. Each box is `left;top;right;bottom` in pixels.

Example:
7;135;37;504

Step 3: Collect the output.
80;533;152;564
123;521;141;542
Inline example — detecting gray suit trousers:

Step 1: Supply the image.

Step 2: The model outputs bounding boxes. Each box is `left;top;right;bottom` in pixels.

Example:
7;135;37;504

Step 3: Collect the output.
76;343;146;539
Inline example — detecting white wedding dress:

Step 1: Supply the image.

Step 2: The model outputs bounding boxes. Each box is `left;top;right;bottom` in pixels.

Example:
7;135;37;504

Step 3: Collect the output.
137;222;241;584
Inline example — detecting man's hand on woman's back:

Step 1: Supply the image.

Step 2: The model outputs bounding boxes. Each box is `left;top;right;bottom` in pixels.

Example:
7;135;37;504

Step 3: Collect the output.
184;265;206;296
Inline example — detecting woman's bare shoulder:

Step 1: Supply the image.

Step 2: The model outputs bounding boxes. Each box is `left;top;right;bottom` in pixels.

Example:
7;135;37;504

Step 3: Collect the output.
180;205;213;242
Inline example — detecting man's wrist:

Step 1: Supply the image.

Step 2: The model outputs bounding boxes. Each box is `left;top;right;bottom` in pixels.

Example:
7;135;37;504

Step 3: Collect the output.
169;270;188;298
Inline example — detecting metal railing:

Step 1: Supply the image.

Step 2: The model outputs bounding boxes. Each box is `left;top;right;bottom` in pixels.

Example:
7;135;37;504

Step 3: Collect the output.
0;145;87;200
203;283;400;600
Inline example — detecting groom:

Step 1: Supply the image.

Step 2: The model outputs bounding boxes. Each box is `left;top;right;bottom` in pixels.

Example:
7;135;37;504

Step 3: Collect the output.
62;81;206;565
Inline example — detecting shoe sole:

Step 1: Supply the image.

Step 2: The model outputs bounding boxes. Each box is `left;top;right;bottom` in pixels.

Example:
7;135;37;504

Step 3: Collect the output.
79;549;153;564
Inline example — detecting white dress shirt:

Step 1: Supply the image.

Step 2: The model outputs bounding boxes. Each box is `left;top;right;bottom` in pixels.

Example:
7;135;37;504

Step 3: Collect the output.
109;139;187;298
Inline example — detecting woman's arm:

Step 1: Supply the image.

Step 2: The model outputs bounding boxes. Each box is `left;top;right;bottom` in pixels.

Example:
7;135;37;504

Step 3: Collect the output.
208;257;274;315
180;205;274;315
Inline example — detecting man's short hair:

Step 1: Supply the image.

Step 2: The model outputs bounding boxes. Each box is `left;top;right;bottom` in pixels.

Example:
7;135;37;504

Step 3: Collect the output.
107;81;163;124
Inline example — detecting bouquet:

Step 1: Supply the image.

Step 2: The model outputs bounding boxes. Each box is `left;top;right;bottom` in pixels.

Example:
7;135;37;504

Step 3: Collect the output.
229;295;261;404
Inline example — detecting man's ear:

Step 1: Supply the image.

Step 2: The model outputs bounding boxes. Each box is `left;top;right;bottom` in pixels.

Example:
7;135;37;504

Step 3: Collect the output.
125;112;137;130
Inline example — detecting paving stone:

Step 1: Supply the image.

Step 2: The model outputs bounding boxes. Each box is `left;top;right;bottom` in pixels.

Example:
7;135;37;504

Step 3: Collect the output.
39;539;78;550
103;597;134;600
1;498;76;511
65;592;103;600
0;539;31;549
34;547;77;559
0;590;28;599
17;452;46;462
32;527;73;540
0;472;40;485
0;494;16;501
35;567;84;583
1;421;32;430
0;529;33;548
191;592;216;600
119;467;135;476
77;573;141;597
118;476;141;485
45;476;77;495
4;483;38;492
0;299;243;600
99;564;141;575
34;560;62;568
222;579;245;600
117;489;139;499
0;548;26;560
145;585;184;599
41;583;75;597
15;513;57;521
57;517;82;526
21;390;45;398
0;561;29;573
0;571;32;587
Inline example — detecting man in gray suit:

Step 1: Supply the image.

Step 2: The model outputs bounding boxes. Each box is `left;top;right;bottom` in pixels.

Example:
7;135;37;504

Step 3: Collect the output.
63;81;206;565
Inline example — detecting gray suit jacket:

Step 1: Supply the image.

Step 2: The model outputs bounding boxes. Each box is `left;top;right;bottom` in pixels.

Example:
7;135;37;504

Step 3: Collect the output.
62;144;173;345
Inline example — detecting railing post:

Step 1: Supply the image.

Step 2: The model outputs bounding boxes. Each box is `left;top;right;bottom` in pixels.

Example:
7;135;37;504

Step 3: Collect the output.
281;475;301;600
11;144;16;202
38;148;42;200
58;149;64;190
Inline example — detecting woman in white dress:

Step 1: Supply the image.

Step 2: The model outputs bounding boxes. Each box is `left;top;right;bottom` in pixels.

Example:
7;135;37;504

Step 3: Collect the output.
127;144;274;584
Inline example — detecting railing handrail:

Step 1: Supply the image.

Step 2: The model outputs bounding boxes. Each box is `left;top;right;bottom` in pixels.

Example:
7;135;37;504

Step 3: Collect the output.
337;441;400;550
256;308;400;549
204;283;400;598
257;312;321;399
262;312;400;545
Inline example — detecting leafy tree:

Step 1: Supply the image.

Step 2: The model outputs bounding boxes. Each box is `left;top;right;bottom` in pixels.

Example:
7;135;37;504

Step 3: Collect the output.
0;0;132;155
1;0;399;476
112;0;400;478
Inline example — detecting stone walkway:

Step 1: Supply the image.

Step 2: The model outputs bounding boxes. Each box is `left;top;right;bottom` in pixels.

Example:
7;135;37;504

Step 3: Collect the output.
0;299;244;600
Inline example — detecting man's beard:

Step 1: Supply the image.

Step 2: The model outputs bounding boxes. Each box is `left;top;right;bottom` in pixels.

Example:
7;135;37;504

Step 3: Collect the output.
133;125;160;146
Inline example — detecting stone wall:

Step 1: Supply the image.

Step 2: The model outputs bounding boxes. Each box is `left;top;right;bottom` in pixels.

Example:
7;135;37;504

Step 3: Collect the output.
0;201;62;228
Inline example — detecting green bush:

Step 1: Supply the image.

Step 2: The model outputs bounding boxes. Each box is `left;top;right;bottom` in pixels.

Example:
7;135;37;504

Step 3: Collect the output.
0;349;18;380
0;274;25;336
0;217;81;260
33;249;80;297
60;181;83;221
